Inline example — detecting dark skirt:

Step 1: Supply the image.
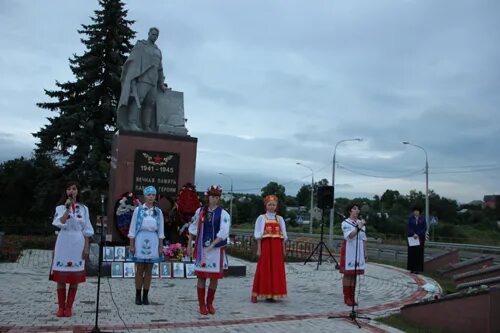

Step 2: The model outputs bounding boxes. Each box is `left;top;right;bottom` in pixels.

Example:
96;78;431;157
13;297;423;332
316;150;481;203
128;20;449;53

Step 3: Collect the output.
407;243;425;272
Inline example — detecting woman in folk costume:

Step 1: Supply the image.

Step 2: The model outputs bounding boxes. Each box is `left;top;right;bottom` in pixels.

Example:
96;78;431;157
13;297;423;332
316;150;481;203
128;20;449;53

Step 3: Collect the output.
128;186;165;305
50;181;94;317
187;185;231;315
251;195;288;303
339;202;367;306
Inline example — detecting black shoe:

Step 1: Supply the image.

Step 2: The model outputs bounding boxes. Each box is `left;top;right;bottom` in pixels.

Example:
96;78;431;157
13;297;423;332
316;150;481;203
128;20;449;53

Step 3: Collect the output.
135;289;142;305
142;289;149;305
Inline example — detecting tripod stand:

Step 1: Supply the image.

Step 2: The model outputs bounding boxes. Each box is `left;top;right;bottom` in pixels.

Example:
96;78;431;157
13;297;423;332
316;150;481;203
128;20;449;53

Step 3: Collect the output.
328;220;370;328
304;208;340;270
91;195;111;333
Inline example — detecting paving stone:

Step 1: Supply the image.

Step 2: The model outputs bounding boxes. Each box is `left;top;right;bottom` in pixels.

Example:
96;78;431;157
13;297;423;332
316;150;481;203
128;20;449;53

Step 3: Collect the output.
0;249;440;333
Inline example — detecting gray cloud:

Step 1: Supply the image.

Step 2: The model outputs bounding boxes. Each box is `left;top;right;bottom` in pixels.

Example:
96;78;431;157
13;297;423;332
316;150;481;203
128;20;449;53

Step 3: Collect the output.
1;0;499;202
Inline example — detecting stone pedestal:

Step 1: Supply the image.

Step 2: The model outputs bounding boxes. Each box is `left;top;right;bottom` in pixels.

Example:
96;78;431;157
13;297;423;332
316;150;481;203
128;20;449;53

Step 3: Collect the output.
108;131;197;242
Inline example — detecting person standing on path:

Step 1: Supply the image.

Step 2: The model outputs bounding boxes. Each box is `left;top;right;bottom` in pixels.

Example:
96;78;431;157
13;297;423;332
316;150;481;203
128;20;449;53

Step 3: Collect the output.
406;205;427;274
187;185;231;315
251;194;288;303
128;186;165;305
339;202;367;306
49;181;94;317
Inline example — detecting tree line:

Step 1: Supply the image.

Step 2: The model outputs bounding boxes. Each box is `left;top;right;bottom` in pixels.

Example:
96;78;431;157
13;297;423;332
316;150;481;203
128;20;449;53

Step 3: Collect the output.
0;0;498;244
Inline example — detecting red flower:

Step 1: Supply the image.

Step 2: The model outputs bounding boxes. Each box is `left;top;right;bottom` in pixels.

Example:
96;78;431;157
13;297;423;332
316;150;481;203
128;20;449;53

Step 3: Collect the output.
75;205;80;209
67;262;73;267
201;263;206;267
77;214;82;218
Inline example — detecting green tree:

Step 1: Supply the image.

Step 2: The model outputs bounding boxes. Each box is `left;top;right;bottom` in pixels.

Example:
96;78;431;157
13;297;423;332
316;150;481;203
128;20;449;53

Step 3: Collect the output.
34;0;135;212
0;158;36;219
296;178;329;207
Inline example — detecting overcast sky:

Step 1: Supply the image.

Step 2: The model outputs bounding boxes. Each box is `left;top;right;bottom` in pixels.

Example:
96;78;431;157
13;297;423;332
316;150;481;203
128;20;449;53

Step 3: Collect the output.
1;0;499;203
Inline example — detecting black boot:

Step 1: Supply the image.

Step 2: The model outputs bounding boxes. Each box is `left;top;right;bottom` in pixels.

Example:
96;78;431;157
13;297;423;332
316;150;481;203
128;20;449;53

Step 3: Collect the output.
142;289;149;305
135;289;142;305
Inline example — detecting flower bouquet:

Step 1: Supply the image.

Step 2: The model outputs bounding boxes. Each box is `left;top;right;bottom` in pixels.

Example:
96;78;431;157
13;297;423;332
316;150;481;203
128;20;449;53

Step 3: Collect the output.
163;243;186;261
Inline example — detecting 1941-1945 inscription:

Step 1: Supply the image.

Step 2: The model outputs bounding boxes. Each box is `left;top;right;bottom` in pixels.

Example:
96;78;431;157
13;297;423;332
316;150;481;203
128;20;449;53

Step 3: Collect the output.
133;150;179;196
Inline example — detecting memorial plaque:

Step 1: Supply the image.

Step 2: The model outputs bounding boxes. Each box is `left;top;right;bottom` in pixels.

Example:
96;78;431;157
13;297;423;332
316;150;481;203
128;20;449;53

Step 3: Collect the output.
133;150;179;196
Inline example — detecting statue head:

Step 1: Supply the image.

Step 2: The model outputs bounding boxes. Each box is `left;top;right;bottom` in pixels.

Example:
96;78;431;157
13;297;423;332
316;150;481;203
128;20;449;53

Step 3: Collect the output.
148;27;159;43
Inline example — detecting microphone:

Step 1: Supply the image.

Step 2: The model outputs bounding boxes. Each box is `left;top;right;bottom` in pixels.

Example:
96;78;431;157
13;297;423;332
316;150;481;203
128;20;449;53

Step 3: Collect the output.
335;211;346;219
65;195;73;209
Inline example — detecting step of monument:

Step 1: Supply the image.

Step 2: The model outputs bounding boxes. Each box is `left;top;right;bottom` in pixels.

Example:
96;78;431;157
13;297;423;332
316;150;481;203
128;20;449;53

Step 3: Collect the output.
453;264;500;285
400;287;499;333
424;250;459;272
456;276;500;291
437;256;494;277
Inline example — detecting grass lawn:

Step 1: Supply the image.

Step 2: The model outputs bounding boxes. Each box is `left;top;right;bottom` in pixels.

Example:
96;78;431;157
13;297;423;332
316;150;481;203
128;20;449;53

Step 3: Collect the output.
371;258;456;332
377;314;455;333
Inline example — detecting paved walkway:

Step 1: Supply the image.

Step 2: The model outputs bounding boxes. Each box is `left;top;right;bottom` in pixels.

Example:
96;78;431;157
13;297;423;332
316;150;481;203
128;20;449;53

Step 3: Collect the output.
0;249;441;333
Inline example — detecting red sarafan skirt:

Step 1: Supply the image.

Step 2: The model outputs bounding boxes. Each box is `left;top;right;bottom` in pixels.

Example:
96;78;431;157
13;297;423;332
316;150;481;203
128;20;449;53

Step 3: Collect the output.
252;237;287;300
50;270;86;284
196;248;225;279
339;240;364;275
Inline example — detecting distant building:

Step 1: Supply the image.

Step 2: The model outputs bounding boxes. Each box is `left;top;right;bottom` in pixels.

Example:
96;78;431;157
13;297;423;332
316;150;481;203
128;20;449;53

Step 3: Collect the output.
483;195;500;209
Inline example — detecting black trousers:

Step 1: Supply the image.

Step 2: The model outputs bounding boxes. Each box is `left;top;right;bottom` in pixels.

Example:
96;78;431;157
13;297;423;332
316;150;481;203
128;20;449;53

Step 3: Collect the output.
407;244;424;272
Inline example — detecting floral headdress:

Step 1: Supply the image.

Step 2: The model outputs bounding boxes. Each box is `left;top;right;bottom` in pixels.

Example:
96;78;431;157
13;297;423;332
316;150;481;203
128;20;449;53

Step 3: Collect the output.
205;185;222;197
264;194;278;205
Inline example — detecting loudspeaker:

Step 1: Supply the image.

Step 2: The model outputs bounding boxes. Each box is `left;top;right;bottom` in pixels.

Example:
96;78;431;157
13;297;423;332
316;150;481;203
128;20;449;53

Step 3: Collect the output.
317;186;333;209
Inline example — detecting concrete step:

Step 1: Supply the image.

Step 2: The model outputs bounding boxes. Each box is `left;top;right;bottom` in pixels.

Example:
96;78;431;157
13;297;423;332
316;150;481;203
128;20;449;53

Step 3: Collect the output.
453;264;500;286
424;250;459;272
438;255;494;277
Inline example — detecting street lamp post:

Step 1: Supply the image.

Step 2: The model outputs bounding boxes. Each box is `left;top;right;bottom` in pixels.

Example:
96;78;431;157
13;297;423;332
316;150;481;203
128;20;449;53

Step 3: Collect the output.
329;138;363;247
218;172;234;218
403;141;430;239
296;162;314;234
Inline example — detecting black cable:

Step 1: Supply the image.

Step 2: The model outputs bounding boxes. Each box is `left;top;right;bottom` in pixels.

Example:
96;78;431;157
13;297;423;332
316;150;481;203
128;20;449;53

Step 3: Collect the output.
106;277;132;333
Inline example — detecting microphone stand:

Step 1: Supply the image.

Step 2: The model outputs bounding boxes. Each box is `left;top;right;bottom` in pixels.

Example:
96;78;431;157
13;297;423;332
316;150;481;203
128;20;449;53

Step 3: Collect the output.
91;194;111;333
328;218;370;327
304;208;340;270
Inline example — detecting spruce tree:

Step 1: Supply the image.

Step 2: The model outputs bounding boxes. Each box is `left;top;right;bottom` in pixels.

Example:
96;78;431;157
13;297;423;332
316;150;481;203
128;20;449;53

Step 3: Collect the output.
34;0;135;211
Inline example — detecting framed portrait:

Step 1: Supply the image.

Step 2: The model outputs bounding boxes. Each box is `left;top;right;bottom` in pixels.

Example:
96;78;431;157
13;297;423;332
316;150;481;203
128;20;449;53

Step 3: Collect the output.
172;262;185;278
111;262;123;278
114;246;126;261
123;262;135;278
185;263;196;279
152;263;159;278
125;246;132;261
160;262;171;278
104;246;114;261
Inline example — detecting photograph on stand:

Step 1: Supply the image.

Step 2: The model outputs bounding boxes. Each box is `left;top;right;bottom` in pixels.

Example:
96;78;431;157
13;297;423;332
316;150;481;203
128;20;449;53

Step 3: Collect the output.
111;262;124;278
152;263;160;278
104;246;114;261
173;262;185;278
185;263;196;279
160;262;171;278
114;246;126;261
124;262;135;278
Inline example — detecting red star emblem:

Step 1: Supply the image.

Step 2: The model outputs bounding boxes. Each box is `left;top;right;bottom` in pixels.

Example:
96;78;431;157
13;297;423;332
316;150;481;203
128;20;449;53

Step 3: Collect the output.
153;155;162;164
